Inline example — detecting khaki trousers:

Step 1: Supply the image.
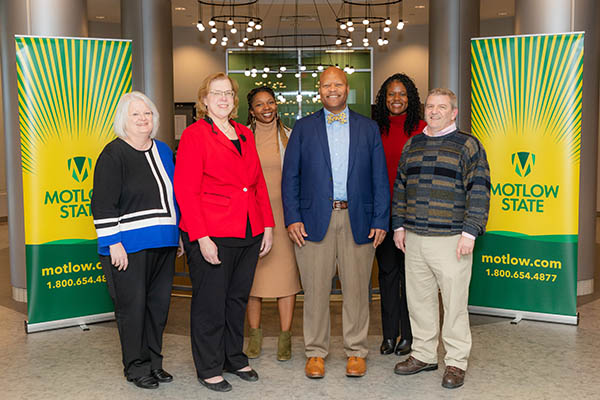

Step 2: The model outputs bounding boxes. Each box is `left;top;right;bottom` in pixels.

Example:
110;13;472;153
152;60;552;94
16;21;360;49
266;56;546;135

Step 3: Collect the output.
404;231;473;370
295;209;376;358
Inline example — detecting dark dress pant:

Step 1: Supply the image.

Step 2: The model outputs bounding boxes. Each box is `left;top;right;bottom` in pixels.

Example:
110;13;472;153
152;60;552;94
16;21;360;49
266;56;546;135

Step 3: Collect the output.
182;231;261;379
375;230;412;342
101;247;176;379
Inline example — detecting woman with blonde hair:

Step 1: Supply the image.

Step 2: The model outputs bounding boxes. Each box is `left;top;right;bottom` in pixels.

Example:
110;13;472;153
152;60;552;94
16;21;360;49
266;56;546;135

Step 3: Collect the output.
174;73;274;392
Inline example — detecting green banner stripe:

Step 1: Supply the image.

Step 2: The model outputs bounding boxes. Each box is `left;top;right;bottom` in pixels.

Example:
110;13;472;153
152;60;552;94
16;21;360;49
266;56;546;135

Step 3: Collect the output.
43;238;98;245
486;231;578;243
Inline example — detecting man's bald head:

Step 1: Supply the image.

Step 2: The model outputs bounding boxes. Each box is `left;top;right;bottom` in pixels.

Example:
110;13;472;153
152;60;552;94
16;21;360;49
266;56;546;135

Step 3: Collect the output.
319;66;348;86
318;66;349;114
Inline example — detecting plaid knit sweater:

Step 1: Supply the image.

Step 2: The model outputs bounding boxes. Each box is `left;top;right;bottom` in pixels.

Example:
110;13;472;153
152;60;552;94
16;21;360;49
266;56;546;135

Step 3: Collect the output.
391;129;491;237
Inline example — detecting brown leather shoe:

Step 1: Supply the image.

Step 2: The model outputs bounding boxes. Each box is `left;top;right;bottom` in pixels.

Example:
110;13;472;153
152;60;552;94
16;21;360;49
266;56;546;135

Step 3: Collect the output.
305;357;325;379
394;356;438;375
442;366;465;389
345;356;366;377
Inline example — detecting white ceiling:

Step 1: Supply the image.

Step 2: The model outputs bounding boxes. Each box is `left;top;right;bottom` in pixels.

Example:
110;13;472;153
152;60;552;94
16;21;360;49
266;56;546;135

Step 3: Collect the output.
87;0;515;28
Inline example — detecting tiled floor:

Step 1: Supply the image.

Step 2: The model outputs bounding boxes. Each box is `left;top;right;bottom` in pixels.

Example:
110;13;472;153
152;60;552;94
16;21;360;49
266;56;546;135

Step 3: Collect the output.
2;222;599;399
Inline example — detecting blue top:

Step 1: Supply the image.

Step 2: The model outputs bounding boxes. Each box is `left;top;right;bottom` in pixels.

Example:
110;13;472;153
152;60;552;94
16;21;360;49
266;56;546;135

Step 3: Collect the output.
91;139;180;256
324;106;350;201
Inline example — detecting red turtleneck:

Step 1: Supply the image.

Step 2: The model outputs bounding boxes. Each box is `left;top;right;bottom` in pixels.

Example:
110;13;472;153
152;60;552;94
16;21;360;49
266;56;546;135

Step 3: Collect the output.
380;113;426;200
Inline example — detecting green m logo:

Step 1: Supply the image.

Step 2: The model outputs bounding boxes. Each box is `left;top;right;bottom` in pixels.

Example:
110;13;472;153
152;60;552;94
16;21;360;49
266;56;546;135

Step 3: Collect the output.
511;152;535;177
67;157;92;182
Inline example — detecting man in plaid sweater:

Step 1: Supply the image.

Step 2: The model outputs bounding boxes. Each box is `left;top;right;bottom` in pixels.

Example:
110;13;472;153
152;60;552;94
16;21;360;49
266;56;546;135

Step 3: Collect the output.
391;88;490;389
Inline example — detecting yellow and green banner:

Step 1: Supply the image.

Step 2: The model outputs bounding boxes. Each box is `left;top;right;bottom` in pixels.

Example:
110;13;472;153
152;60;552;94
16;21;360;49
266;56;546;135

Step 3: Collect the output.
15;35;132;332
469;33;582;324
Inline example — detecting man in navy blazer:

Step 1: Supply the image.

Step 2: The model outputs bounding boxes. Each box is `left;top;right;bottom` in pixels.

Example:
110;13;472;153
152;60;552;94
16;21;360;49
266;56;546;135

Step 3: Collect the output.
282;66;390;379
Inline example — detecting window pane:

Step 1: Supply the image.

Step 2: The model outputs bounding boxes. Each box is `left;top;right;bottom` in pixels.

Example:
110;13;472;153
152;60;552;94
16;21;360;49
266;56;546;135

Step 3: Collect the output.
228;50;298;71
230;72;299;129
228;49;372;128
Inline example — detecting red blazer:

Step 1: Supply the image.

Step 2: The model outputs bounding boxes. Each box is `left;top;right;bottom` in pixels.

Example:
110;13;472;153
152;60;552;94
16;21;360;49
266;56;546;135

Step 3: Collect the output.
174;118;275;241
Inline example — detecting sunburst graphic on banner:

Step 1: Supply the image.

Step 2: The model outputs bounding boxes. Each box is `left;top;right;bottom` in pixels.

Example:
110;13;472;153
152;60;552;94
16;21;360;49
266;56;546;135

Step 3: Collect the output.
15;36;132;243
471;33;582;236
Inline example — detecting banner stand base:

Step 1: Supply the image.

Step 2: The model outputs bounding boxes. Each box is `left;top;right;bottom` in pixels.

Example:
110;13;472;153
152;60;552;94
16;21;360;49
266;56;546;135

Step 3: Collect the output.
510;313;523;325
25;312;115;334
469;306;578;326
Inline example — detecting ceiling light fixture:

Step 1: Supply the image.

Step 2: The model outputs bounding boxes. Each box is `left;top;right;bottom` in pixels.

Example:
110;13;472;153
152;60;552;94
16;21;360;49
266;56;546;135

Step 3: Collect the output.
197;1;262;48
336;1;402;48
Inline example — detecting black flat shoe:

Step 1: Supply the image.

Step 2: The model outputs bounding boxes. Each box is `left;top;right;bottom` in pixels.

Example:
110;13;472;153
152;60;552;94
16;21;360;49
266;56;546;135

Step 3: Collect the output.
151;368;173;383
198;377;232;392
395;338;412;356
127;375;159;389
380;338;396;355
229;368;259;382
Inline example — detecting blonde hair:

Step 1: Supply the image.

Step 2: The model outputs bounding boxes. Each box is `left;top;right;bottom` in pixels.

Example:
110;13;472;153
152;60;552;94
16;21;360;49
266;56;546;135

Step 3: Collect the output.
427;88;458;109
113;91;159;139
196;72;239;119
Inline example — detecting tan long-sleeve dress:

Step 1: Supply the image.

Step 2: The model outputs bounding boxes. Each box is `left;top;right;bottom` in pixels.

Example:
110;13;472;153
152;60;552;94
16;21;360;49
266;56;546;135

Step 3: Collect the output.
249;119;301;298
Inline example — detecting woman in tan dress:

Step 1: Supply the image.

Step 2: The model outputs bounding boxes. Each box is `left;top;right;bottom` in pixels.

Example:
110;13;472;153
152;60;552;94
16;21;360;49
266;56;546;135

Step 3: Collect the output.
245;86;301;361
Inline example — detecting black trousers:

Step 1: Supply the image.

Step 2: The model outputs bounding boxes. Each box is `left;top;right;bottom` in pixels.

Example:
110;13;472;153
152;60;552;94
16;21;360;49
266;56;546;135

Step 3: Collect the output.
100;247;176;379
375;230;412;342
182;231;261;379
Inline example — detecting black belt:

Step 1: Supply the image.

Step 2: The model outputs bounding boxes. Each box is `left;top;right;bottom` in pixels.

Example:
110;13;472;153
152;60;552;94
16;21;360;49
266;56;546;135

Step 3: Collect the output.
332;200;348;210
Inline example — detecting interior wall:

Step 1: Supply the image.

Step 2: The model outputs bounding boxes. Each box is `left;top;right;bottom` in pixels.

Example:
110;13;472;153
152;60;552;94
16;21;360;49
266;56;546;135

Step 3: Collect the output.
372;24;429;104
480;16;515;37
88;21;120;38
172;26;226;103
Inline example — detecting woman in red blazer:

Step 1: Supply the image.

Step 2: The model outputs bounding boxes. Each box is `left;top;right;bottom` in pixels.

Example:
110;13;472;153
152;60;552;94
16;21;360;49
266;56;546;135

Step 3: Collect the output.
174;72;274;393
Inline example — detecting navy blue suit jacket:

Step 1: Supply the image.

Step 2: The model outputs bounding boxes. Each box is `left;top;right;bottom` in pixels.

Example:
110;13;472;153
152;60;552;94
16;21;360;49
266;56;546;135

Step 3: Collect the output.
282;108;390;245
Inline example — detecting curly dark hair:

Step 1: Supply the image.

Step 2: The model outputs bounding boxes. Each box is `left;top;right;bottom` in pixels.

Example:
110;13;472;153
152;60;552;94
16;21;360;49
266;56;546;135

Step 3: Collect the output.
246;86;286;134
373;73;422;136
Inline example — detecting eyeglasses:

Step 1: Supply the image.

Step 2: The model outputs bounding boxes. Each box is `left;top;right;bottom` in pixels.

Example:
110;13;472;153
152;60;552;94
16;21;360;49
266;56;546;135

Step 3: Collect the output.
209;90;235;98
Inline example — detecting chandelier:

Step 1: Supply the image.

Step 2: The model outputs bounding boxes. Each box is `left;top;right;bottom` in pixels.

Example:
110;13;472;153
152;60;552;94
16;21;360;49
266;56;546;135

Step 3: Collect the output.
336;0;404;47
195;1;403;49
195;0;263;47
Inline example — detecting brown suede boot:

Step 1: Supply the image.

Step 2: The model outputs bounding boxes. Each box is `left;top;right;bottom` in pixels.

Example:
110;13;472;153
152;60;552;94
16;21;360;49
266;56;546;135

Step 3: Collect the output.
245;328;262;359
277;330;292;361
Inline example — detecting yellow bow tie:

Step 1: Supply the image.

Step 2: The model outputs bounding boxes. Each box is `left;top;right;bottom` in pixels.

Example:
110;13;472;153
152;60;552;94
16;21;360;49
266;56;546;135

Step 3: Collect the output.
326;111;347;125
